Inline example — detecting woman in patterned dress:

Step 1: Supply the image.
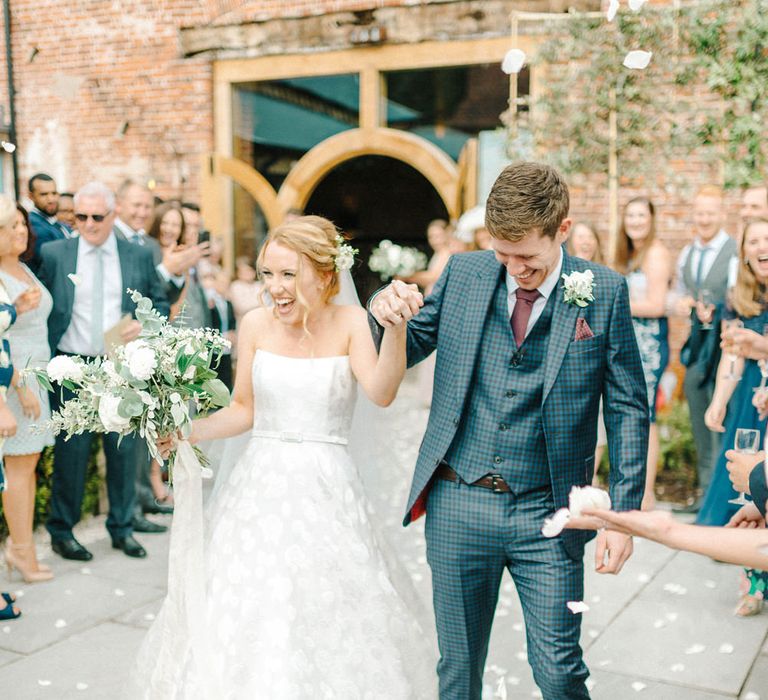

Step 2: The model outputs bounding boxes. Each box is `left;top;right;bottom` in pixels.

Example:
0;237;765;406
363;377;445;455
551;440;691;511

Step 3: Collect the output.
613;197;672;510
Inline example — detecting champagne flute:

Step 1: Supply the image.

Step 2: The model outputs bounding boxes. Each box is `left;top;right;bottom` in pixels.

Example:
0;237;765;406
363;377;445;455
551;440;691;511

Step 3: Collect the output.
729;428;760;505
755;324;768;393
698;290;715;330
723;318;744;381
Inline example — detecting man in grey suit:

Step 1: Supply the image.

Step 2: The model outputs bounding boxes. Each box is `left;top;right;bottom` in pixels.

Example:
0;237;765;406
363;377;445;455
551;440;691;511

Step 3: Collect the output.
39;181;169;561
371;162;648;699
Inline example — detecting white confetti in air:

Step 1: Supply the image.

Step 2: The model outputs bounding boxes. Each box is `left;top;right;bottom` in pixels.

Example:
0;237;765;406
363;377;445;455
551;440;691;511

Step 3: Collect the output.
144;613;156;621
68;273;82;286
542;508;571;537
685;643;706;655
567;601;589;614
114;588;125;597
629;0;647;9
631;681;647;692
2;626;10;634
76;683;89;691
623;50;653;70
54;619;67;629
637;573;651;583
607;0;620;21
719;643;734;654
38;680;52;687
704;579;717;589
663;583;687;595
80;567;92;575
502;49;526;75
671;663;685;672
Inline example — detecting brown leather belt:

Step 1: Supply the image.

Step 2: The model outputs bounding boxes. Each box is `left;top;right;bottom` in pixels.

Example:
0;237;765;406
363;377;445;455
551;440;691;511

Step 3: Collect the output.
435;462;512;493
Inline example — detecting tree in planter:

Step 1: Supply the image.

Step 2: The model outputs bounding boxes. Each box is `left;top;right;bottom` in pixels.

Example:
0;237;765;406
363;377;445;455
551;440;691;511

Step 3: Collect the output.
520;7;682;249
676;0;768;188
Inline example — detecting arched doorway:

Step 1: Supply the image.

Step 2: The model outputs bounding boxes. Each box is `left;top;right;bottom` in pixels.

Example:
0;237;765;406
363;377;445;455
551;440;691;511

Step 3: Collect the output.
304;155;449;300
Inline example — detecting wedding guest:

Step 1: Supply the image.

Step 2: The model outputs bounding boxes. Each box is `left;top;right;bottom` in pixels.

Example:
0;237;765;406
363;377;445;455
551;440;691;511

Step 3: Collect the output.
38;181;169;561
56;193;76;230
202;271;236;390
113;180;161;260
0;203;54;582
229;256;262;326
740;182;768;225
699;218;768;616
27;173;71;272
724;450;768;520
568;222;608;477
670;186;736;513
614;198;672;510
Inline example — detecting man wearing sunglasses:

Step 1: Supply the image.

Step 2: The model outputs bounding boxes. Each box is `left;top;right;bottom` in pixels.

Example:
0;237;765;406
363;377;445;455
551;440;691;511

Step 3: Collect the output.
37;181;169;563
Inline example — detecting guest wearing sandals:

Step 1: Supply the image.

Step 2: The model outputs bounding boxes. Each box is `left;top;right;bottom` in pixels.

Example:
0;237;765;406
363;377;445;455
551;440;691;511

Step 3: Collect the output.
700;218;768;617
0;203;54;583
613;197;672;510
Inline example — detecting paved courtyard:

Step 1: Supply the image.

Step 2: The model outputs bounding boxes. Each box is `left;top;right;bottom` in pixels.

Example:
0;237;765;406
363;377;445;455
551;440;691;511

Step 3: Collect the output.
1;371;767;699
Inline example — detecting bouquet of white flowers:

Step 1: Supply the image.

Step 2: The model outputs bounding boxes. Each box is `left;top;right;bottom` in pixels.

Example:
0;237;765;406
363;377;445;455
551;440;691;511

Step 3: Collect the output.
29;290;231;475
368;239;428;281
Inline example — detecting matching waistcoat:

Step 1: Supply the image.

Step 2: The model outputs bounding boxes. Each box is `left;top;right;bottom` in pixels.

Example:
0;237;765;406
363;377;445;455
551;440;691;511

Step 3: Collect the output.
682;237;736;302
444;272;554;493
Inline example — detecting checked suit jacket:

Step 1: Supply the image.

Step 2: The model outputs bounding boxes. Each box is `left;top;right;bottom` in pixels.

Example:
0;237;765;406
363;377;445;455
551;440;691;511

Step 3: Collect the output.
37;236;170;353
396;249;649;558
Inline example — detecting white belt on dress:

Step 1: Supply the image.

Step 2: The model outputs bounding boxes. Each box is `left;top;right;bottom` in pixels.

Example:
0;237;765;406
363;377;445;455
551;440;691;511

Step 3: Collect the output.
251;429;348;446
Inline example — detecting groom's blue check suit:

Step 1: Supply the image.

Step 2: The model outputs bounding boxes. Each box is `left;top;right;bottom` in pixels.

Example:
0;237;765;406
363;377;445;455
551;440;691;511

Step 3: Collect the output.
376;250;648;699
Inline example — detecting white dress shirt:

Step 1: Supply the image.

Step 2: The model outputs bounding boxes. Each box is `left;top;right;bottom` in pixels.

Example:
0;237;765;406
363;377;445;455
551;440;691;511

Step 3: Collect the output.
58;234;123;355
505;247;563;339
673;229;733;297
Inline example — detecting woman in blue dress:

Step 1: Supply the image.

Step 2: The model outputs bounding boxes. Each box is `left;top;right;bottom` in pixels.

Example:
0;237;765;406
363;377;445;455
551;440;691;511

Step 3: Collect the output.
700;218;768;616
614;197;672;510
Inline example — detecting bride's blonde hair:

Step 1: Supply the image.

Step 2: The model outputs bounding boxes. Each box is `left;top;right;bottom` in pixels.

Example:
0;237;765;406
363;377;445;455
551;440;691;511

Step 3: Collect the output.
257;215;344;330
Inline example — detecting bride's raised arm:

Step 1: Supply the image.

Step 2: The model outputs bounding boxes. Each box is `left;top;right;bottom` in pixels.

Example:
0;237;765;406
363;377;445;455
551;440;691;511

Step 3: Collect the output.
347;305;408;407
188;308;263;444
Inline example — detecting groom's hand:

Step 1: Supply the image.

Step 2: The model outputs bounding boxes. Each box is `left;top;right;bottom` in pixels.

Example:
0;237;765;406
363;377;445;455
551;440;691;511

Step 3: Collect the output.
594;530;633;574
371;280;423;328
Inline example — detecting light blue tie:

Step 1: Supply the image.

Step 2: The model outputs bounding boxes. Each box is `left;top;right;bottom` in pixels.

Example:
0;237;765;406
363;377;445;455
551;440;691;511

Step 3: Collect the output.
91;247;104;354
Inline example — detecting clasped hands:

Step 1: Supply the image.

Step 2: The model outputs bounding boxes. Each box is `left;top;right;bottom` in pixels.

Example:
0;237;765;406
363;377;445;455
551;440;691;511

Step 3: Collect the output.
370;280;424;328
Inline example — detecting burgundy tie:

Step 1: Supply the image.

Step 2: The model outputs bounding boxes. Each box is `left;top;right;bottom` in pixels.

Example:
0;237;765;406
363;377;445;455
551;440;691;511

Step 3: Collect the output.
511;288;541;347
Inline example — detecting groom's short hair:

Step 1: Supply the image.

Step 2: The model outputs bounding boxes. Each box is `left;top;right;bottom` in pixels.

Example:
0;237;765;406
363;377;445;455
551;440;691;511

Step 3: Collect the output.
485;162;570;241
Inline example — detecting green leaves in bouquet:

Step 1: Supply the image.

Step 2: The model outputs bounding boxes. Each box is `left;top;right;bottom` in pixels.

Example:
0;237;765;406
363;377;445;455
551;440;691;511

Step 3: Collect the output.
117;390;146;419
130;289;167;332
203;378;231;408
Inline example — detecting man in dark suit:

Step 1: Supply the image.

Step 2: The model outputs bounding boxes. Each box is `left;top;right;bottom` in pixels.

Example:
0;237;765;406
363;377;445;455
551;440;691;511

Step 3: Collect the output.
27;173;72;272
38;181;169;561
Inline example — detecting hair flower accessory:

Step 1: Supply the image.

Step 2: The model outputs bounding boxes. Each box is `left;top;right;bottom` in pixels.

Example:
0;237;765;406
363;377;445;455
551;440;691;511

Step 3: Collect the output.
334;235;358;272
562;269;595;307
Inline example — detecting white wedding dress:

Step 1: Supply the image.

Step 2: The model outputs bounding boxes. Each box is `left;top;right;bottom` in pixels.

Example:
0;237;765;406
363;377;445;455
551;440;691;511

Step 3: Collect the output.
129;349;436;699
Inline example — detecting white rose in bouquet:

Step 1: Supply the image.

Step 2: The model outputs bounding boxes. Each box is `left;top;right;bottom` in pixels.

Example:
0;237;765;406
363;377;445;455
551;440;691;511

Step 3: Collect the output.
98;394;131;433
47;355;85;383
124;340;157;381
368;239;428;281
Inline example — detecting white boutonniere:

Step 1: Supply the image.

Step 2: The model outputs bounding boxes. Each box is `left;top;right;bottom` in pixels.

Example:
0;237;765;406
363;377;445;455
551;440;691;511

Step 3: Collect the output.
68;273;82;286
562;270;595;307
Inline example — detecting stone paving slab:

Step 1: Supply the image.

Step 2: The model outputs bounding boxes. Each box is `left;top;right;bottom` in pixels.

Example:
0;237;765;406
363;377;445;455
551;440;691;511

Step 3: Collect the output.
0;621;143;699
741;654;768;699
0;646;22;668
588;669;731;699
0;567;162;655
112;598;164;630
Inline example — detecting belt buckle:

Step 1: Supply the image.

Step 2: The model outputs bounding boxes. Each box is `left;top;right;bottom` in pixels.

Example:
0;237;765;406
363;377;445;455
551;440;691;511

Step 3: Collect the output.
489;474;505;493
280;431;303;443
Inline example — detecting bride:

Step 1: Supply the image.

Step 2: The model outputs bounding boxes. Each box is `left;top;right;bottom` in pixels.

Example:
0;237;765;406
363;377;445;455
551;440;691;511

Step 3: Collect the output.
129;216;435;699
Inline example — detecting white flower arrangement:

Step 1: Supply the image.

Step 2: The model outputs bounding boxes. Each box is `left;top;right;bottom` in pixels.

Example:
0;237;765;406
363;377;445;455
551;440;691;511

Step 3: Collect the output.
28;289;231;476
368;239;428;281
334;235;358;272
562;269;596;307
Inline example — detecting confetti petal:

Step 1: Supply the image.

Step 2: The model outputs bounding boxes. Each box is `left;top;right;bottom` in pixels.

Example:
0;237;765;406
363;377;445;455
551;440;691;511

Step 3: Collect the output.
542;508;571;537
629;0;647;9
588;628;600;639
637;573;651;583
512;622;523;632
80;567;92;575
665;612;679;621
38;680;52;687
663;583;687;595
744;693;760;700
685;643;706;655
598;659;612;667
143;613;156;621
515;651;527;661
114;588;125;597
568;486;611;516
671;663;685;672
76;683;89;691
567;601;590;614
623;50;653;70
704;579;717;589
591;595;601;603
653;619;666;629
2;626;10;634
719;643;734;654
631;681;647;692
502;49;526;75
607;0;620;22
54;619;67;629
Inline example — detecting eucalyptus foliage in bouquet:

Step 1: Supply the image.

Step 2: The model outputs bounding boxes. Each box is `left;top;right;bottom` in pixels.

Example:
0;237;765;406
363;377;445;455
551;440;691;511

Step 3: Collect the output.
368;239;428;281
29;290;231;475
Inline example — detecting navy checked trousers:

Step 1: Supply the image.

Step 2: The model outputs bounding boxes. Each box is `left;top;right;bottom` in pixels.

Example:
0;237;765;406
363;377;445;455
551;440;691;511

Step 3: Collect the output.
425;478;590;700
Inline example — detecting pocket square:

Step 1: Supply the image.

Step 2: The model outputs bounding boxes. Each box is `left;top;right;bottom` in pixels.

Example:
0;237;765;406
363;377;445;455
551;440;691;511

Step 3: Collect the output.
574;318;594;341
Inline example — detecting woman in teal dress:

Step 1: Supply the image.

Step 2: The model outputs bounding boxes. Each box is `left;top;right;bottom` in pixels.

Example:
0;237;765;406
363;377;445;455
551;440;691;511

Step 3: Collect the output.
700;218;768;616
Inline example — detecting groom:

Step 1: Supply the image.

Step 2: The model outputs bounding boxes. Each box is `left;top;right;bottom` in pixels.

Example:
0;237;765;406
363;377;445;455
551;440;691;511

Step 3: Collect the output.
370;162;648;699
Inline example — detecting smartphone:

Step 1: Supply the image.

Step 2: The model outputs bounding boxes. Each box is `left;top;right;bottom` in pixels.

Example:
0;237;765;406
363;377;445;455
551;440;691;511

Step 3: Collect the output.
198;230;210;245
